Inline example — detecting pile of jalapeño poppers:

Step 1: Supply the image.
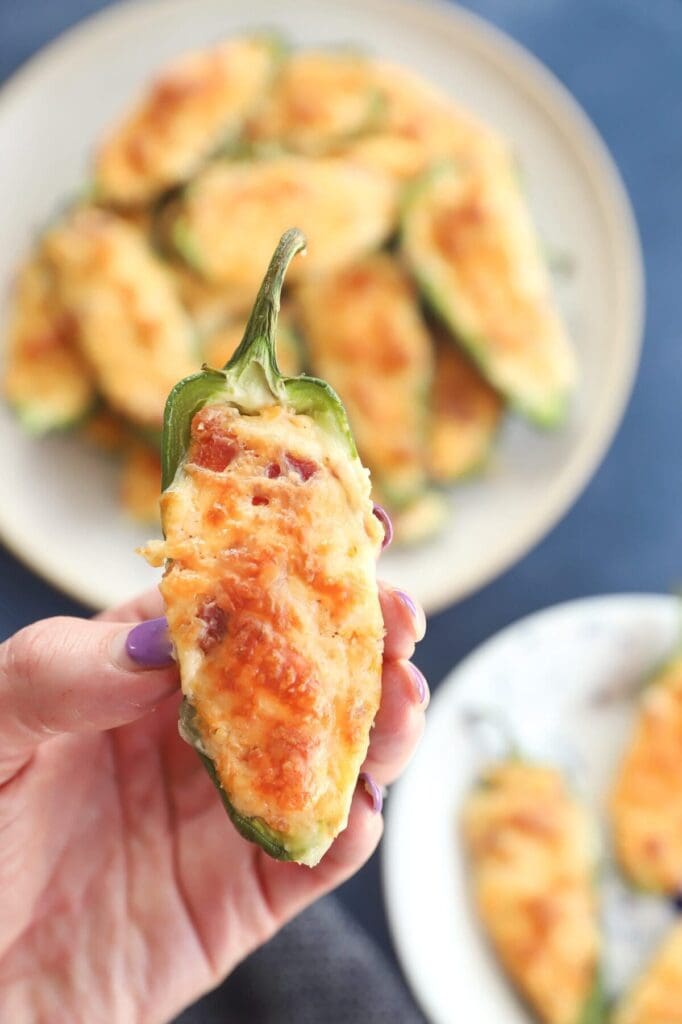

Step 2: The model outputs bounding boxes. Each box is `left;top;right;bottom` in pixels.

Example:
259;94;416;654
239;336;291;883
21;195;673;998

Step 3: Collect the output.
3;35;575;544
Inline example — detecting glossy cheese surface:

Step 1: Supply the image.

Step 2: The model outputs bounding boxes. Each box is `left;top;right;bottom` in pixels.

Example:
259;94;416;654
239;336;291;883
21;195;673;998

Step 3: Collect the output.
462;761;600;1024
148;402;383;865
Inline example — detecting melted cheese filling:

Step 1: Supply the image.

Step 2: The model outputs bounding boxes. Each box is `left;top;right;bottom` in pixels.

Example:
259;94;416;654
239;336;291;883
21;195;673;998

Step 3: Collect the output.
462;761;600;1024
149;403;383;864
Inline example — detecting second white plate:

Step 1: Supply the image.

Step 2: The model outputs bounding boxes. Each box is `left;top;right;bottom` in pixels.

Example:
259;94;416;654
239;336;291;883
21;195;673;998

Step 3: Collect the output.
383;593;679;1023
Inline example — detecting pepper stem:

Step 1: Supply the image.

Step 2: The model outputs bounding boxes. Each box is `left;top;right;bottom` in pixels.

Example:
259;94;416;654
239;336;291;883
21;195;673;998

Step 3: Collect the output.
227;228;307;373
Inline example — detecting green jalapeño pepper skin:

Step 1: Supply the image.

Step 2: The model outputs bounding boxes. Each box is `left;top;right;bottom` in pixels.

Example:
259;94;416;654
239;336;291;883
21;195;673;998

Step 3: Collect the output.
144;229;384;867
402;162;576;428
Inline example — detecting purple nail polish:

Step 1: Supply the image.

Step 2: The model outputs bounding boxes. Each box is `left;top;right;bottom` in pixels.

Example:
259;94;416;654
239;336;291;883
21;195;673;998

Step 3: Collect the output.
125;617;174;668
396;589;418;620
359;772;383;814
372;503;393;549
408;662;429;705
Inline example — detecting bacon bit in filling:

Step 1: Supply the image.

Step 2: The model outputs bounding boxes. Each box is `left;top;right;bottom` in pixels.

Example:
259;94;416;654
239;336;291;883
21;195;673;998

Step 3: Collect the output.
286;453;318;480
189;411;239;472
190;434;238;473
252;495;269;506
197;599;228;653
266;462;282;478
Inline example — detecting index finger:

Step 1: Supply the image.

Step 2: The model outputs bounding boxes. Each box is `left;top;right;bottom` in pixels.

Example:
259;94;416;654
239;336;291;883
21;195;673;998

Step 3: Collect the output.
379;582;426;662
96;586;165;624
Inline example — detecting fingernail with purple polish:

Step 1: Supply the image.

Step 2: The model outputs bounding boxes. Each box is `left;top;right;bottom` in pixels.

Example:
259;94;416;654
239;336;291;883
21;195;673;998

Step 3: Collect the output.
396;589;418;620
360;772;383;814
408;662;429;705
372;503;393;550
125;617;174;668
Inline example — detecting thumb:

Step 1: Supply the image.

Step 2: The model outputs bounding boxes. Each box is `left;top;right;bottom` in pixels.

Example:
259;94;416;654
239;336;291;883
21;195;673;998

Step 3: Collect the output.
0;615;177;779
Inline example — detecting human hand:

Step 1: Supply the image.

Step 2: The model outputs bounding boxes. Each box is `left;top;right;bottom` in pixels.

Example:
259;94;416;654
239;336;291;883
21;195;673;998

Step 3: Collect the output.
0;583;427;1024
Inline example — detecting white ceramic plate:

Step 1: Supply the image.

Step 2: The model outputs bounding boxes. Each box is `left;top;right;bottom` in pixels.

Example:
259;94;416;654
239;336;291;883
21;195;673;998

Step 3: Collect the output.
383;594;680;1023
0;0;643;611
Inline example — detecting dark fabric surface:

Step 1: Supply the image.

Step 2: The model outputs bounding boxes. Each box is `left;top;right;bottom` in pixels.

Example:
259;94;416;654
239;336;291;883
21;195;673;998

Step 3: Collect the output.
174;897;425;1024
1;1;681;1021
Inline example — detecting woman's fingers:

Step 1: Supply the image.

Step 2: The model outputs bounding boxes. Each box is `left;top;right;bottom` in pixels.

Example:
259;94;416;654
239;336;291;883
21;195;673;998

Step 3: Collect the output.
379;582;426;662
0;615;178;781
362;658;428;786
96;586;165;623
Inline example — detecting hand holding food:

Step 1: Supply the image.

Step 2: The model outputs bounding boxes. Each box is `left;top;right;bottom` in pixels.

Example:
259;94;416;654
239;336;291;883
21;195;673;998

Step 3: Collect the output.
0;562;426;1022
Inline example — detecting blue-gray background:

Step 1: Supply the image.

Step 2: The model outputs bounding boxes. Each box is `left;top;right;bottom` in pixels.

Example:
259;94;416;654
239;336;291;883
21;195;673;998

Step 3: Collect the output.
1;0;680;1006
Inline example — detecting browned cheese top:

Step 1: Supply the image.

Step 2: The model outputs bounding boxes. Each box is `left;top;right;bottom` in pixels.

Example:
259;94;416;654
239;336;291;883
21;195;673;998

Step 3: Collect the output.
146;402;383;857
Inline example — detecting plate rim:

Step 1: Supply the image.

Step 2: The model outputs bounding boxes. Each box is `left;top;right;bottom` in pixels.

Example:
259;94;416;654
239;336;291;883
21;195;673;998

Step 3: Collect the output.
0;0;645;612
382;590;675;1024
